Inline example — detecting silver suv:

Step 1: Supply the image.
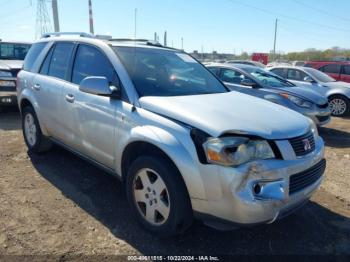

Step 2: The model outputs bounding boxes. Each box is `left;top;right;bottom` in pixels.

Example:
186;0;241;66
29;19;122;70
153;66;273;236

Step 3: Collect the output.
17;33;326;236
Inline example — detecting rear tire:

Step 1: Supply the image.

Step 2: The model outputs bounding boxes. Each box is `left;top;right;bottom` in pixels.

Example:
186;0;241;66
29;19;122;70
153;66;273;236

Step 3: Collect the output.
126;155;193;237
328;95;349;117
22;106;52;153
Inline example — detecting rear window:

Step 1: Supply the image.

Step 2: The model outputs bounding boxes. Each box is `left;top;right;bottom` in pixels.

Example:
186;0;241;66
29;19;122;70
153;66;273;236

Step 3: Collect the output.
47;43;75;80
23;42;47;72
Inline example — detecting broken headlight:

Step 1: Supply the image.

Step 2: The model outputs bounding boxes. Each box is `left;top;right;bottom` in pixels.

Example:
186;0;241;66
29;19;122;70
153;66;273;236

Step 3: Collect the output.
203;137;275;167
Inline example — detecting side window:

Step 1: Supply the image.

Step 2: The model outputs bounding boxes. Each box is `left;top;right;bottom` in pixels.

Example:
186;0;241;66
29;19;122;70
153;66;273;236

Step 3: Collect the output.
271;68;287;78
72;44;117;85
23;42;47;72
48;43;75;80
220;68;246;84
287;69;308;81
320;64;341;74
342;65;350;75
39;46;54;75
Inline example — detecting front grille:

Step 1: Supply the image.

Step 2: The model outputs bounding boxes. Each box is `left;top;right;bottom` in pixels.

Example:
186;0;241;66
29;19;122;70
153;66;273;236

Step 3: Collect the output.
289;159;326;195
318;103;329;109
289;131;315;157
316;115;330;122
10;69;21;77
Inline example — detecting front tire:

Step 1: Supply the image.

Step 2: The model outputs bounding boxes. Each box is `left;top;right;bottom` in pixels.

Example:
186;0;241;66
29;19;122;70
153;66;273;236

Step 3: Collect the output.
22;106;52;153
329;95;349;117
126;156;193;237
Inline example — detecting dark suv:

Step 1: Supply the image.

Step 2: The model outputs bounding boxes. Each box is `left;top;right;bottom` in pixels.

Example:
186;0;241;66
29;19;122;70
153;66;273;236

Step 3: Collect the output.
0;41;31;110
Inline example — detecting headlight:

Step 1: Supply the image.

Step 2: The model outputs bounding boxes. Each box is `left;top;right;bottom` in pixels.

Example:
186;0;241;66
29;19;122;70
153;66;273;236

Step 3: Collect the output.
203;137;275;167
0;70;12;77
280;93;313;108
310;119;319;138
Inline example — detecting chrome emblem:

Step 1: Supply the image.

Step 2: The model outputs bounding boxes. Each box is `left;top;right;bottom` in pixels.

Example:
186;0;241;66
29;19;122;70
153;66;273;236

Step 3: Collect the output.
302;139;311;151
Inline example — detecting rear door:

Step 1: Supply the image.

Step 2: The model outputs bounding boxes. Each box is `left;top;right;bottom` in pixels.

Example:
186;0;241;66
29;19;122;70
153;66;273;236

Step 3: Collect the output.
61;44;122;168
32;42;75;140
340;65;350;83
319;64;341;81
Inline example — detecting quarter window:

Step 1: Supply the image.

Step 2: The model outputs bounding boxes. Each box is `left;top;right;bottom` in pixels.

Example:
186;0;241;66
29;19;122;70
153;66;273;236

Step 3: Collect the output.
320;64;341;74
23;42;47;72
47;43;75;80
287;69;308;81
72;44;117;85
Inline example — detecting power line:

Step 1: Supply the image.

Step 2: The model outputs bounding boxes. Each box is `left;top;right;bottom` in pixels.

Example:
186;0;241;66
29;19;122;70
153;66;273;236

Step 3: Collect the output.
292;0;350;23
225;0;350;33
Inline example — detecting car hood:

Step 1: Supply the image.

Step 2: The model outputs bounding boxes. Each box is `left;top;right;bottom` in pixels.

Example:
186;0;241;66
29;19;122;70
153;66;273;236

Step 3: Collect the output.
322;81;350;89
270;86;327;105
139;91;310;139
0;60;23;70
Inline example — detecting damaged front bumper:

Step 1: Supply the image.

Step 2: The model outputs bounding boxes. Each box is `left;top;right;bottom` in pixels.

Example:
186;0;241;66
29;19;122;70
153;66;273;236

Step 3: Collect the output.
192;135;325;228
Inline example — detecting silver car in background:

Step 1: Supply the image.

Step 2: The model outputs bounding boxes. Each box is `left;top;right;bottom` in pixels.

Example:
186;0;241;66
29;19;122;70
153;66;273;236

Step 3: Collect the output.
17;33;326;236
207;63;331;126
269;66;350;117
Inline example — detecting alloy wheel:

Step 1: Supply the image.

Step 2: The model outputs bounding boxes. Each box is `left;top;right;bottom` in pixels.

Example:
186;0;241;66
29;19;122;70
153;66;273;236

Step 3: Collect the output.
329;98;347;116
133;168;170;225
24;113;37;146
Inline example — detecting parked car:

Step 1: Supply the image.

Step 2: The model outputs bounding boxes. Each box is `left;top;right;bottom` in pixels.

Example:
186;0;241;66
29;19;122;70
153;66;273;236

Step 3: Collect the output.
207;63;331;126
0;40;31;110
17;33;326;236
269;66;350;116
304;61;350;83
226;60;265;68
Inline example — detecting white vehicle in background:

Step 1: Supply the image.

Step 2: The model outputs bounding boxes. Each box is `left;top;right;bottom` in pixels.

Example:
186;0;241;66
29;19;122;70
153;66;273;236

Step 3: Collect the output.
269;66;350;116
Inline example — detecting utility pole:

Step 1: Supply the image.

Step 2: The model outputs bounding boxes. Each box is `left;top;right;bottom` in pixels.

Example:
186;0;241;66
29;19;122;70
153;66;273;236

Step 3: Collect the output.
52;0;60;32
154;32;157;42
273;18;278;61
88;0;94;35
134;8;137;39
181;37;184;50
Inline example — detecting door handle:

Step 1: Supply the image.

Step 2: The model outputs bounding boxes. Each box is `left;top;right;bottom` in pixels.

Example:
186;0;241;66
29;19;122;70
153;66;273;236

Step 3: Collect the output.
65;94;75;103
33;84;41;91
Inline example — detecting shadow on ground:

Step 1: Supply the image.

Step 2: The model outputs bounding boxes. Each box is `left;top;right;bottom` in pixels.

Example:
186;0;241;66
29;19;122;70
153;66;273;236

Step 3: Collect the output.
319;126;350;148
0;107;21;131
28;146;350;255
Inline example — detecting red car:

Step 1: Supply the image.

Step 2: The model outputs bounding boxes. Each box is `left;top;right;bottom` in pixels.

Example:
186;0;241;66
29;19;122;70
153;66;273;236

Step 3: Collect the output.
304;61;350;83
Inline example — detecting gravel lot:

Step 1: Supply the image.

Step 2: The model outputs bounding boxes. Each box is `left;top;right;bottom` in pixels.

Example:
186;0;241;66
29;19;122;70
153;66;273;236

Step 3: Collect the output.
0;107;349;258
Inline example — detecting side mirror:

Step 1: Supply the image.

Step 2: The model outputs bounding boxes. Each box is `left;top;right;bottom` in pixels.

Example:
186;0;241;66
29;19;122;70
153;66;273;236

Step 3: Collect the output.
241;78;256;87
79;76;121;99
304;76;315;83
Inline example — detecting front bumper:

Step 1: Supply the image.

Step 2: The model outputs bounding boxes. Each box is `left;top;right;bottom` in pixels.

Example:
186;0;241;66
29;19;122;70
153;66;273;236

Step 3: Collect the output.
307;108;331;126
0;78;17;106
191;135;325;226
0;92;17;106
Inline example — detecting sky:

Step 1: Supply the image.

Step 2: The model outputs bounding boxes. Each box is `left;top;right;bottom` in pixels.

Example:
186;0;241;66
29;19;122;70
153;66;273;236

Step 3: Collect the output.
0;0;350;54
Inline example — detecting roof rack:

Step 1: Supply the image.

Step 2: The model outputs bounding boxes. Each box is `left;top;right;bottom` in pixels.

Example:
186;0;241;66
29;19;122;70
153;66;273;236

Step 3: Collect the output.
41;32;94;38
109;38;163;47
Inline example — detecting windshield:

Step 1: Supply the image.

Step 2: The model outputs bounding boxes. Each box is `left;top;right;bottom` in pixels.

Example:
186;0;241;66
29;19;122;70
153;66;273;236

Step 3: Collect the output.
303;67;336;83
113;46;227;97
0;43;31;60
244;67;294;88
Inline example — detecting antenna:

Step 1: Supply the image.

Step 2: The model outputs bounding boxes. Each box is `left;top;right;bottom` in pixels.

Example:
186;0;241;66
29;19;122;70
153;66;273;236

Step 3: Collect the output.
36;0;52;39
